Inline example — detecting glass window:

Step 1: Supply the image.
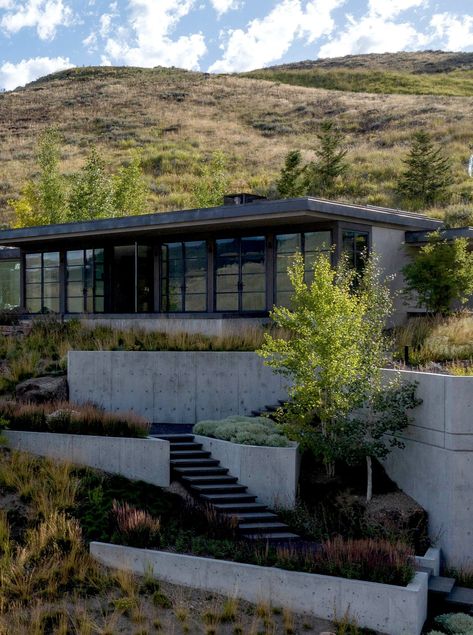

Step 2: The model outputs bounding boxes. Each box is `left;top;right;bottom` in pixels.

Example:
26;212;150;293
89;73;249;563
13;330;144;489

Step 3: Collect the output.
0;260;20;309
216;236;266;312
137;245;154;313
275;231;331;306
161;241;207;312
342;230;369;273
66;248;105;313
25;252;60;314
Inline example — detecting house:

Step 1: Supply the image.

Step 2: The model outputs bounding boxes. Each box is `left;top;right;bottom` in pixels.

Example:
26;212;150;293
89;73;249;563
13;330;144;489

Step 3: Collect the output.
0;195;443;333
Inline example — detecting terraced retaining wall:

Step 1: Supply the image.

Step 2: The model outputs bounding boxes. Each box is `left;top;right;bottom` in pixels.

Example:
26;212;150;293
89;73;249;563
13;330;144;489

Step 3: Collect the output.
90;542;428;635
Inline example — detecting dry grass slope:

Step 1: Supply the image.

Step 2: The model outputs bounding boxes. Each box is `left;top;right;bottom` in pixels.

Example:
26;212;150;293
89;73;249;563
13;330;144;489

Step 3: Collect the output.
0;56;472;225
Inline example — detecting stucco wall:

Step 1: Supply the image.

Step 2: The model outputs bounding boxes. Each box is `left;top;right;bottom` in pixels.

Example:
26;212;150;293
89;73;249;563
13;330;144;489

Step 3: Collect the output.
68;351;289;424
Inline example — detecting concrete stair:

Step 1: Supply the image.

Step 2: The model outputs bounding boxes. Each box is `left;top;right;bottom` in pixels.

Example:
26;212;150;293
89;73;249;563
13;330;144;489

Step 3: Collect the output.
154;433;299;543
423;562;473;624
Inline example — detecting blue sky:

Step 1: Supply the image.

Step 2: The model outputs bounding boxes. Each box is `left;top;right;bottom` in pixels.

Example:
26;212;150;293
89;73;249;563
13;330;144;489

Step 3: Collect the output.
0;0;472;90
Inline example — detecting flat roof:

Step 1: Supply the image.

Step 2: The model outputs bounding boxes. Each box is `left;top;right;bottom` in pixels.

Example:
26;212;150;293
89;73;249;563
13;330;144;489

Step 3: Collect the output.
406;227;473;244
0;197;443;248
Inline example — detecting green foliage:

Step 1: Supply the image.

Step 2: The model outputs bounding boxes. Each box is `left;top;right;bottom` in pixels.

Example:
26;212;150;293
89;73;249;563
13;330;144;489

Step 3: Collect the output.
397;130;452;209
402;233;473;314
113;153;148;216
276;150;306;198
435;613;473;634
68;147;114;220
305;120;348;197
444;207;473;228
193;151;229;208
193;415;290;447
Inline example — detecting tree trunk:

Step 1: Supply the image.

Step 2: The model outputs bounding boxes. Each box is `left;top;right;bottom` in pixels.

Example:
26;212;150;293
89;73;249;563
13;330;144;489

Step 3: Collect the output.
366;455;373;503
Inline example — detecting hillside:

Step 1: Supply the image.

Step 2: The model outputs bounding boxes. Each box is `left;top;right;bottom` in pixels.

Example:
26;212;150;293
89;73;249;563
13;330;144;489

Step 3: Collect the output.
245;50;473;96
0;56;472;226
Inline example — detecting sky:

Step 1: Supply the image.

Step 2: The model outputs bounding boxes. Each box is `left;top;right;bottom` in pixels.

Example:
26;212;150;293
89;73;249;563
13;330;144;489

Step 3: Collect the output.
0;0;472;91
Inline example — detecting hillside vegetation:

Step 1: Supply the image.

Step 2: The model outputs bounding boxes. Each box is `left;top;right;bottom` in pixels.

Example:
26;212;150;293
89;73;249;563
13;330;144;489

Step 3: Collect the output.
0;53;472;226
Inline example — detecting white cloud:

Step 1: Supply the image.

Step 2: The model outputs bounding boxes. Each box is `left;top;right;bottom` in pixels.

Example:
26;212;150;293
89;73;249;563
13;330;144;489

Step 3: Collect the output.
0;55;74;90
210;0;241;16
318;0;429;58
209;0;344;73
101;0;207;70
1;0;73;40
430;13;473;51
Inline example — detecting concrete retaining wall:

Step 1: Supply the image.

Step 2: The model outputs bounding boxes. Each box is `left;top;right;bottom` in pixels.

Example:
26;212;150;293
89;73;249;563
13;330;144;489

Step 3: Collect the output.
382;369;473;567
4;431;170;487
90;542;428;635
194;434;299;508
68;351;289;424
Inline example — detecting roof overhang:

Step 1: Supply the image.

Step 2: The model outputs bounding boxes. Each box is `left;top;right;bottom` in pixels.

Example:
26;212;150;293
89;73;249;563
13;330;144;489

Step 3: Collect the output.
406;227;473;245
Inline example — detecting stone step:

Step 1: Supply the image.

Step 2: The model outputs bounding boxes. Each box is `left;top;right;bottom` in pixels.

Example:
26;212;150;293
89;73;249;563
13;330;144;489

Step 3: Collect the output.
234;512;279;523
154;434;195;442
170;442;202;451
191;483;247;495
214;502;268;513
201;493;257;504
245;532;300;541
239;522;290;532
173;466;229;477
181;475;238;485
428;576;456;595
171;458;220;468
445;586;473;610
170;450;212;459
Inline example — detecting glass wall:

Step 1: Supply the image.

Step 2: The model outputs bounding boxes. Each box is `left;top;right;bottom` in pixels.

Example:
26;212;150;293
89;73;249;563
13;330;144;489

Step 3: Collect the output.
25;252;60;313
137;245;154;313
215;236;266;312
161;240;207;312
275;231;331;306
0;260;20;310
66;249;104;313
342;230;369;273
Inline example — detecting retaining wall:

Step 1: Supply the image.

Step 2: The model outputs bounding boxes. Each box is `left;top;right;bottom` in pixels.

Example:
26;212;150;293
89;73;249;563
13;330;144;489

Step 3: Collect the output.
68;351;289;424
194;434;299;508
4;431;170;487
90;542;428;635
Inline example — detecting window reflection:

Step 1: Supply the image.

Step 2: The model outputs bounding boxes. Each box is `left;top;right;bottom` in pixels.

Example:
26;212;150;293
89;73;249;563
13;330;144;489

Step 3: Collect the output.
161;241;207;312
25;252;60;313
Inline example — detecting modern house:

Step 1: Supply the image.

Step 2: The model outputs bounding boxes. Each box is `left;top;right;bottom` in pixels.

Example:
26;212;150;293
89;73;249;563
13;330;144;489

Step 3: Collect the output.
0;195;443;333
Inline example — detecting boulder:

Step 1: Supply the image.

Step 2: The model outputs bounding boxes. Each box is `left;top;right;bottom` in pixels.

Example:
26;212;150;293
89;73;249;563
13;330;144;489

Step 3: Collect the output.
15;375;68;404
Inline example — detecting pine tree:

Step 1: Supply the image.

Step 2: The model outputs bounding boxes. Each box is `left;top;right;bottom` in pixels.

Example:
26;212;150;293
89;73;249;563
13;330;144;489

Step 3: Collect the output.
305;120;348;197
113;154;148;216
68;147;113;220
397;130;452;209
276;150;306;198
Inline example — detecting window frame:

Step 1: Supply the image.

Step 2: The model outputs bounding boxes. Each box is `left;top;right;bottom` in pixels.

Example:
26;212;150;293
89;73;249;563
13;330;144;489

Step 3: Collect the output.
24;251;60;314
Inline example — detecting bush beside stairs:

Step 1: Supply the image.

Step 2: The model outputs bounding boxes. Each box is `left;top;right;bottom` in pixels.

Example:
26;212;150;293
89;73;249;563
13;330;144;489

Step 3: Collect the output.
155;433;299;542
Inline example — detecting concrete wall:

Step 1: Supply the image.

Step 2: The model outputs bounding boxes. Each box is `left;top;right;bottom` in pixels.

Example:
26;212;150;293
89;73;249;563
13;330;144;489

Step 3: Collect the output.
382;369;473;567
90;542;428;635
194;434;299;508
4;431;170;487
68;351;290;424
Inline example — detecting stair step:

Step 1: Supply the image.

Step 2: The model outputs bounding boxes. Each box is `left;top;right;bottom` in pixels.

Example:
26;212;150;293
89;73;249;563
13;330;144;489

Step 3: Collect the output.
445;586;473;609
171;450;211;459
239;522;289;532
191;483;247;494
171;442;202;451
154;434;195;442
245;532;300;541
234;512;279;523
171;458;220;468
181;475;238;485
428;576;456;595
201;493;257;504
214;503;268;513
174;466;229;476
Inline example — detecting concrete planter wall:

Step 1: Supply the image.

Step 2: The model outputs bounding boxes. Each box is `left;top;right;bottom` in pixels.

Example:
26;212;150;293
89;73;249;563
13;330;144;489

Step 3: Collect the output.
4;430;170;487
194;434;299;508
382;369;473;568
90;542;428;635
68;351;290;424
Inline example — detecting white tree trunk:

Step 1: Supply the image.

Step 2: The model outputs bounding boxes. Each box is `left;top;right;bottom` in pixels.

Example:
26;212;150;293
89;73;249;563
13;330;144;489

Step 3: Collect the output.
366;455;373;503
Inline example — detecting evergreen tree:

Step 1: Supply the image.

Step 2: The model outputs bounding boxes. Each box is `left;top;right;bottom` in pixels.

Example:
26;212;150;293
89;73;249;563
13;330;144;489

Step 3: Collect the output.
305;120;348;197
113;154;148;216
193;151;229;208
276;150;306;198
68;147;113;220
397;131;452;209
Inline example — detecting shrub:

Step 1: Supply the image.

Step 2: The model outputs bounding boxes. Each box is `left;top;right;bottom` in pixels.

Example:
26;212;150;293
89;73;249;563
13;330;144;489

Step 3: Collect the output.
193;416;290;447
435;613;473;634
111;500;161;548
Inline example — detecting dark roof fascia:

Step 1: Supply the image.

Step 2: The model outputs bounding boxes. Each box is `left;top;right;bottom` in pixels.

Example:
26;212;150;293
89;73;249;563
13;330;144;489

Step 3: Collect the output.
0;197;442;246
406;227;473;244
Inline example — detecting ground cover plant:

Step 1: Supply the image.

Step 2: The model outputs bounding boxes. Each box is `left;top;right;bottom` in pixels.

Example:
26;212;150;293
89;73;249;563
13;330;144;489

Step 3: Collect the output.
193;415;291;447
0;400;150;438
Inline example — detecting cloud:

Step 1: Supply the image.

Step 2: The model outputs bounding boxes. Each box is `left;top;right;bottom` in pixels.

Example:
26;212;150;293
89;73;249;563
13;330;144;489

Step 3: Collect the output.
209;0;345;73
0;55;74;90
318;0;429;58
430;13;473;51
1;0;73;40
210;0;241;16
101;0;206;70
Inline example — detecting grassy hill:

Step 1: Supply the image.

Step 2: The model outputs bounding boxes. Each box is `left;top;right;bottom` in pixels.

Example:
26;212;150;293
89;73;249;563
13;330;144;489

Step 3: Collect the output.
0;54;472;227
